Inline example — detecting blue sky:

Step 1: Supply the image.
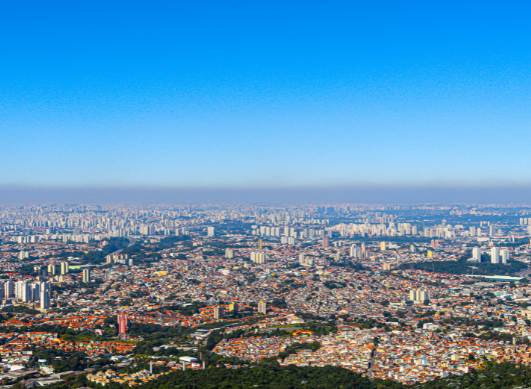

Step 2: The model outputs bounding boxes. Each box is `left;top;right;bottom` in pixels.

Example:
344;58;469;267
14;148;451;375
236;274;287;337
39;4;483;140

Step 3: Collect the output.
2;0;531;188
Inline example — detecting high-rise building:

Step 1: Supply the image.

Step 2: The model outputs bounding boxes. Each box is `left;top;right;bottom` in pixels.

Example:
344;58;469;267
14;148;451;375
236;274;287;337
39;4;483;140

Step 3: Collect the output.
409;289;431;302
299;253;305;265
489;224;495;237
214;306;224;320
225;249;234;259
258;301;267;314
60;261;69;275
250;251;266;264
228;302;238;314
491;247;500;264
380;242;386;251
501;249;509;264
18;251;29;260
472;248;481;262
349;245;359;258
31;283;40;302
258;239;263;249
15;280;25;300
82;269;91;283
21;282;32;302
47;264;56;276
4;281;14;298
323;236;330;247
40;282;50;309
117;313;128;336
470;226;476;237
207;226;215;237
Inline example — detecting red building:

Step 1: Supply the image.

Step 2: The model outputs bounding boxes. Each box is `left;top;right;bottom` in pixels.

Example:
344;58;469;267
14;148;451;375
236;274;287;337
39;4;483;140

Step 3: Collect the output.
117;313;128;335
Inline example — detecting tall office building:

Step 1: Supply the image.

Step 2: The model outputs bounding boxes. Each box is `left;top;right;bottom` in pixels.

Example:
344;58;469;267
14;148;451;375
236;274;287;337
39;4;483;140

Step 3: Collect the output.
258;301;267;314
472;248;481;262
60;261;69;275
491;247;500;264
82;269;91;283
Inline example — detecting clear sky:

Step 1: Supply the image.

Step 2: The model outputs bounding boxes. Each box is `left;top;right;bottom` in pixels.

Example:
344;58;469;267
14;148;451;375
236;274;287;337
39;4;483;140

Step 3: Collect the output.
2;0;531;189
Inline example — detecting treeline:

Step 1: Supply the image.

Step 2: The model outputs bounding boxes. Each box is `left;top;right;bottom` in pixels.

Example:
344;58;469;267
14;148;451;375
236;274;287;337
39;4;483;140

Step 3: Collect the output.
411;361;531;389
72;364;402;389
26;361;531;389
399;256;526;276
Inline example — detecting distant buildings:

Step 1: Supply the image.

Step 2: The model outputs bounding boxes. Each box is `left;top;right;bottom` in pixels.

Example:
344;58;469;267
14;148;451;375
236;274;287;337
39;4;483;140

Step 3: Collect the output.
501;249;509;264
117;313;128;336
83;269;91;283
472;247;481;262
258;301;267;314
409;289;431;302
350;245;360;258
250;251;266;264
214;306;224;320
491;247;500;264
228;302;238;314
40;282;50;309
106;253;130;265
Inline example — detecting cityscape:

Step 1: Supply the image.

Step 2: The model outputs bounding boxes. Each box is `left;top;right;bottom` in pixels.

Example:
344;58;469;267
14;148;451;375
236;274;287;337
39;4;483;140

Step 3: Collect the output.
0;204;530;387
3;0;531;388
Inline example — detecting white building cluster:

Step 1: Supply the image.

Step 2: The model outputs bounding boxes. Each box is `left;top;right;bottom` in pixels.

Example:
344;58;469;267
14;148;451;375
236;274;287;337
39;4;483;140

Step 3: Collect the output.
0;280;51;309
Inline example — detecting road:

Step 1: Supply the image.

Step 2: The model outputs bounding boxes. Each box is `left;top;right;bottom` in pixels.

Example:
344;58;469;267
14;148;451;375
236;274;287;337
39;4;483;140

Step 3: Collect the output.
515;266;531;278
367;341;377;379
